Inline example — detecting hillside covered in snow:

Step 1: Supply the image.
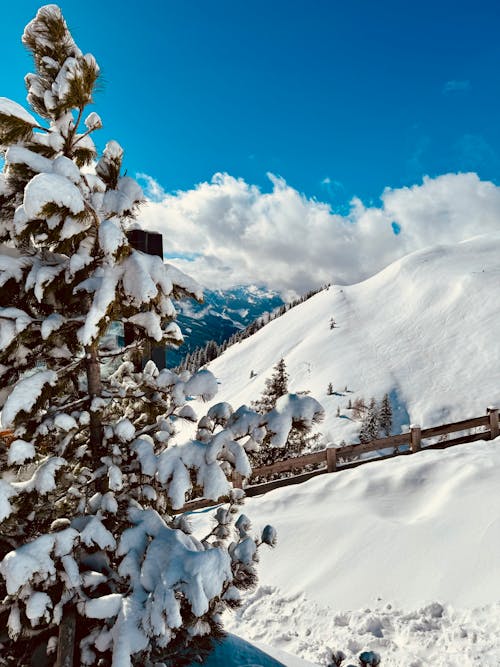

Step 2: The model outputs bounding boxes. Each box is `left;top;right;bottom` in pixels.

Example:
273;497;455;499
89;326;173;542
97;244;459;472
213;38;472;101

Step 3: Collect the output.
192;437;500;665
197;234;500;447
178;233;500;665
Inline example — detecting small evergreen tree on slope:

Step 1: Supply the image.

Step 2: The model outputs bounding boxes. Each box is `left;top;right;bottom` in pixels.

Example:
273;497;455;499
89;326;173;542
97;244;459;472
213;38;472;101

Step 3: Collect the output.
251;357;289;414
251;358;323;467
378;393;393;437
0;7;324;665
359;397;380;444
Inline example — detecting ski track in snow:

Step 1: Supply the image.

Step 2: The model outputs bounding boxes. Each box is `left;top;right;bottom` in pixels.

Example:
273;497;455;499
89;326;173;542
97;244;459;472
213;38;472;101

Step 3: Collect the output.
226;585;500;666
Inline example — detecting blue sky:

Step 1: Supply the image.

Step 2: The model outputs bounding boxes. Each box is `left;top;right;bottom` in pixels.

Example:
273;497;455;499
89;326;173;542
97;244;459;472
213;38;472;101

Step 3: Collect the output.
1;0;500;209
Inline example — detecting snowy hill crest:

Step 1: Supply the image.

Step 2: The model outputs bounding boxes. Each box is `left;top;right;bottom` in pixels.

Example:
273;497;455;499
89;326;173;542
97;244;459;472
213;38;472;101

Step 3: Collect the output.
198;234;500;447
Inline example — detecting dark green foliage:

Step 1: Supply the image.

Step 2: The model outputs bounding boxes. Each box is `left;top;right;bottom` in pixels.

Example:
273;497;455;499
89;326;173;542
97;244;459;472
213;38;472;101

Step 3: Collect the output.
0;113;37;144
251;359;321;468
378;393;393;437
359;397;380;443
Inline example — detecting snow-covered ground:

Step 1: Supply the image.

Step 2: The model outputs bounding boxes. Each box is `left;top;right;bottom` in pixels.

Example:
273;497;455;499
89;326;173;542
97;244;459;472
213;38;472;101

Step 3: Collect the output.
177;235;500;664
191;439;500;665
194;234;500;446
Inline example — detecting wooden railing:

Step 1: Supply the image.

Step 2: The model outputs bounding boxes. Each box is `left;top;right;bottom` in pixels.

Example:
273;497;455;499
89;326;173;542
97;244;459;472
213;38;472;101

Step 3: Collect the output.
182;406;499;511
2;409;498;513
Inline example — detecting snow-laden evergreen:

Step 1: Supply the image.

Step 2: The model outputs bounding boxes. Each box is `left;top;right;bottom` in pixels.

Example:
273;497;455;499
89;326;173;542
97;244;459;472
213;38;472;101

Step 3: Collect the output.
0;7;323;665
378;393;392;438
358;398;379;444
250;358;323;469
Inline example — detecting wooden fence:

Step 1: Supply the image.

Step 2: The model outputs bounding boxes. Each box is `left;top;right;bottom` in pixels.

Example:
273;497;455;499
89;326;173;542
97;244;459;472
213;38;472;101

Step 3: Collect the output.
182;406;499;511
2;408;498;513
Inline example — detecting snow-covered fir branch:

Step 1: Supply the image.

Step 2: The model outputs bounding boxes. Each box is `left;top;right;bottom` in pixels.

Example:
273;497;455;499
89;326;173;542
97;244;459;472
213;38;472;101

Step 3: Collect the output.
0;6;323;666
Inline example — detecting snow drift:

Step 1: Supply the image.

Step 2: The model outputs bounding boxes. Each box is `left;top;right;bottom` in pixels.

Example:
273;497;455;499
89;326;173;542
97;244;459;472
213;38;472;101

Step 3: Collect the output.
193;438;500;665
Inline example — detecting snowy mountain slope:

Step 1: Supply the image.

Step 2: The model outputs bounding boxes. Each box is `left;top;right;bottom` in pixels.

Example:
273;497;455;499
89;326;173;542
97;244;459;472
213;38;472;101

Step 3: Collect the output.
199;234;500;446
191;438;500;665
167;286;283;367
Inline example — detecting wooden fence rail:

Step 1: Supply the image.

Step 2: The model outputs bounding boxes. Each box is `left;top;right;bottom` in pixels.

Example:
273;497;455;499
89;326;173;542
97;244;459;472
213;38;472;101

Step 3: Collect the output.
182;406;499;512
2;409;498;513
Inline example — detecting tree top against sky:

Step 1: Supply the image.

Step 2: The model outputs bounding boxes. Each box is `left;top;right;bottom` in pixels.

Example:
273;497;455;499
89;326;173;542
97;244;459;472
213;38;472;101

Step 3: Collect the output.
1;0;499;207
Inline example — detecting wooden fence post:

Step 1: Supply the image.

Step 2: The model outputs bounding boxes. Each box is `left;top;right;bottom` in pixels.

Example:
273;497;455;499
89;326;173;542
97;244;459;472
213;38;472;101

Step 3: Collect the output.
488;406;499;440
232;471;243;489
326;446;337;473
410;424;421;453
56;606;76;667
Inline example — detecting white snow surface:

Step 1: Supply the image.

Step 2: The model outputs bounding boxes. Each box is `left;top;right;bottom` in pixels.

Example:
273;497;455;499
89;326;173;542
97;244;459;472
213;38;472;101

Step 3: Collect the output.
6;146;52;173
180;236;500;665
84;111;102;130
0;97;38;126
54;413;78;431
7;439;35;465
190;439;500;665
1;369;57;427
98;218;126;257
85;594;122;620
262;394;324;447
199;235;500;445
24;172;85;218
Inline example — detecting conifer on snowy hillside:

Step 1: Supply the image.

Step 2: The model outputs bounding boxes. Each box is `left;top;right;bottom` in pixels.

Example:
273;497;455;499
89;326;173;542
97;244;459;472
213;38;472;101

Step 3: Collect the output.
378;393;393;438
0;6;323;665
251;359;324;469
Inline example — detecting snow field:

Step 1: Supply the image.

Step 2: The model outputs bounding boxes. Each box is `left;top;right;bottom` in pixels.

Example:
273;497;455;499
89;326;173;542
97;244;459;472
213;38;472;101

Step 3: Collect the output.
191;438;500;665
225;586;500;666
199;234;500;447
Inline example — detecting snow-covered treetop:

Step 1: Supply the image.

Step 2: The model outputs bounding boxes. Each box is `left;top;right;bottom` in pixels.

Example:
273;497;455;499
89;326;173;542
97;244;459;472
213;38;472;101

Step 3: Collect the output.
0;4;204;413
22;5;96;121
0;6;324;665
262;393;325;447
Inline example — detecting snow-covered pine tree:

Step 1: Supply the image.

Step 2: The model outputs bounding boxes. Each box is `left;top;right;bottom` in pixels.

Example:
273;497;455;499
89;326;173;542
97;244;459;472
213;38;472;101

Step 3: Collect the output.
251;357;289;414
359;397;380;443
251;359;323;468
327;382;334;395
378;393;393;437
0;7;324;665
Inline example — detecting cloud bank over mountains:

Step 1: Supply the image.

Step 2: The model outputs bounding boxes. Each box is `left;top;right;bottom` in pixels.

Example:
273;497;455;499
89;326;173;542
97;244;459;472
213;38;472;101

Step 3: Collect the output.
137;171;500;297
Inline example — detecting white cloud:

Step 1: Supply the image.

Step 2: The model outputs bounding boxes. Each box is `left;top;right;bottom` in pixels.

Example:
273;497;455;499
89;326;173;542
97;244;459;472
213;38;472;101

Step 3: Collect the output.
136;172;166;202
136;171;500;297
443;79;470;94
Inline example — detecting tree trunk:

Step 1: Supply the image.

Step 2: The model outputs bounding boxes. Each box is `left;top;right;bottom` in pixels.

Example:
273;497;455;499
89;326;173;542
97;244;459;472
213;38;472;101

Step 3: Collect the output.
85;342;105;489
86;342;102;447
55;607;76;667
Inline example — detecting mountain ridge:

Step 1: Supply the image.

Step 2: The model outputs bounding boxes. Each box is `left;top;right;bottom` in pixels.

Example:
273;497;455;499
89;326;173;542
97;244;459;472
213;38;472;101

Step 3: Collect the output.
191;234;500;447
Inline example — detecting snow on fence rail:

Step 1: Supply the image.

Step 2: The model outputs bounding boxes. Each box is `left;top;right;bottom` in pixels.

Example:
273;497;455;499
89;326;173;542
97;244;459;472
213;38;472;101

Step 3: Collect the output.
0;409;497;513
182;407;499;511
